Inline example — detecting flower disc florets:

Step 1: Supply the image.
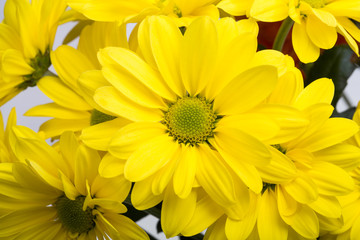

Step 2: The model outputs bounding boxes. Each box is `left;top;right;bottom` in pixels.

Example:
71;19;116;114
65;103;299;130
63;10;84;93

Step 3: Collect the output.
163;96;217;146
55;195;95;234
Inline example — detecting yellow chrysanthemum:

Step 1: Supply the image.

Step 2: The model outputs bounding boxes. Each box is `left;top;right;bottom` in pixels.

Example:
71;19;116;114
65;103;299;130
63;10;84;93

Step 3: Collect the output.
82;16;309;210
218;0;360;63
203;76;360;239
0;0;67;105
66;0;220;26
0;127;148;240
322;103;360;240
24;21;132;139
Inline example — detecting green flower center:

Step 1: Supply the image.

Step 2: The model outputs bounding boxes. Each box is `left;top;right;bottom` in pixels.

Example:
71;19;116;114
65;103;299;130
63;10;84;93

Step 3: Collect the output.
55;195;95;234
90;109;117;126
302;0;326;8
18;49;51;90
163;96;217;146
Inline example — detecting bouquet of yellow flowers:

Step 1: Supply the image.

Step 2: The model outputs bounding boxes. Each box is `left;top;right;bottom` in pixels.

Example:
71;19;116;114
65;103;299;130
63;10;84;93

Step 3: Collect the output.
1;0;360;239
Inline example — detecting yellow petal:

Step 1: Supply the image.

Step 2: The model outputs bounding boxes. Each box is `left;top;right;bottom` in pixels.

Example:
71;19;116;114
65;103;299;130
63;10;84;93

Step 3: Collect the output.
124;134;178;182
214;65;277;114
0;23;21;50
101;212;150;240
74;145;101;195
1;49;33;77
250;0;288;22
313;143;360;171
351;215;360;240
0;207;57;238
216;113;279;142
294;118;359;152
37;76;92;111
257;146;297;184
311;8;337;27
281;205;319;239
80;117;131;151
206;32;257;100
25;103;90;119
336;17;360;43
99;47;170;106
59;171;79;200
182;194;224;236
206;217;229;240
217;0;251;16
131;178;163;210
51;45;95;93
258;189;288;240
95;86;163;122
77;69;112;112
151;153;179;196
337;22;359;55
11;126;67;177
196;144;237;206
250;104;309;144
308;195;341;218
162;186;197;238
98;153;126;178
225;193;259;240
181;16;218;96
173;145;197;199
283;175;318;204
306;13;337;49
213;127;271;167
294;78;334;110
109;122;166;159
277;185;298;217
91;175;130;202
66;0;154;22
39;118;90;139
307;162;354;196
292;21;319;63
139;16;184;97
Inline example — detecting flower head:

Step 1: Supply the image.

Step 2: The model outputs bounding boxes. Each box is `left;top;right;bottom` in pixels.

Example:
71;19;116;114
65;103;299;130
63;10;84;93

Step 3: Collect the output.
24;21;132;139
0;127;148;239
218;0;360;63
204;76;360;239
0;0;67;105
82;16;309;212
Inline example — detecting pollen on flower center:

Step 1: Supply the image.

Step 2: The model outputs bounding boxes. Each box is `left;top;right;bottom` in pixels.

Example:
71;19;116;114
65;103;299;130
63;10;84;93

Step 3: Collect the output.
302;0;326;8
55;195;95;234
163;96;217;146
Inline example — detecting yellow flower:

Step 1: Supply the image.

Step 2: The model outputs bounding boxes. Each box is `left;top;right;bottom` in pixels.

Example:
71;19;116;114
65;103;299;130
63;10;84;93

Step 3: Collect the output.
218;0;360;63
0;127;148;240
24;21;132;139
66;0;220;26
323;103;360;240
203;76;360;239
82;16;308;209
0;0;67;105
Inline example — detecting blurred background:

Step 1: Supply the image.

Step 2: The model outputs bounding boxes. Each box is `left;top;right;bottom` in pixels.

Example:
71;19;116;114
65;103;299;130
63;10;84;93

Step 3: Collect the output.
0;2;359;240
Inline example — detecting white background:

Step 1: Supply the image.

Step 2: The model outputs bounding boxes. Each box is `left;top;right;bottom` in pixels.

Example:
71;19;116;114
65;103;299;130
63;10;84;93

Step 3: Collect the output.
0;2;359;240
